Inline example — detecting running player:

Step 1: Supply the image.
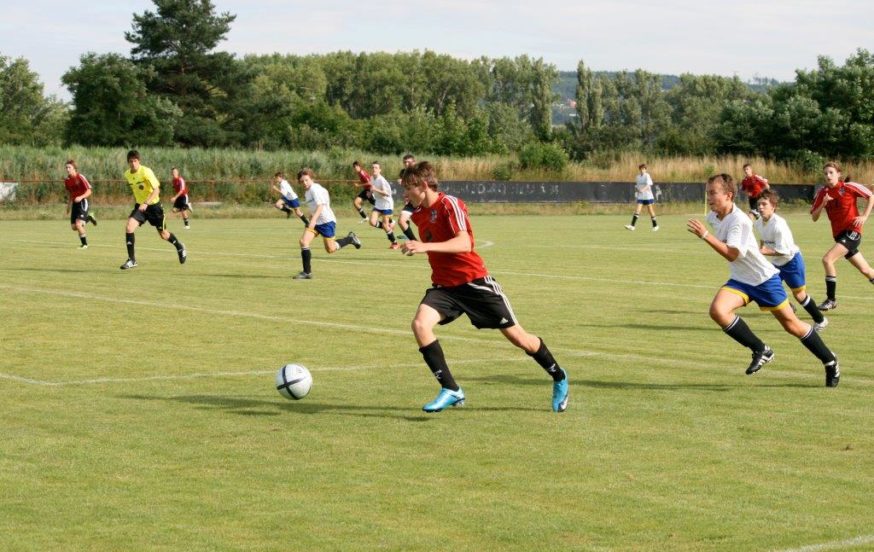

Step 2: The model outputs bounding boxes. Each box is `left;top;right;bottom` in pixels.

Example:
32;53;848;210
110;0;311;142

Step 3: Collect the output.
810;161;874;310
271;172;309;227
625;163;659;231
119;150;186;270
397;154;418;241
687;174;839;387
367;161;399;249
754;189;828;330
293;168;361;280
352;160;374;221
170;167;192;229
63;159;97;249
399;161;570;412
741;163;770;220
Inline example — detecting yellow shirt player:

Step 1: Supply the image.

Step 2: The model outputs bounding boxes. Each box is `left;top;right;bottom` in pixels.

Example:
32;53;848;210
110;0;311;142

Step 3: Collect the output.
119;150;187;270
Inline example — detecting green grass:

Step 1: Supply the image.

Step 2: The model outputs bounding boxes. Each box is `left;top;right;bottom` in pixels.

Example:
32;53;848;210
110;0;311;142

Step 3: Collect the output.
1;212;873;551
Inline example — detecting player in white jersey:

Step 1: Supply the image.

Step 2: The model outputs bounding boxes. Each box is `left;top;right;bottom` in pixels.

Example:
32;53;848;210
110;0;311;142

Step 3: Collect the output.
754;189;828;331
271;172;309;227
293;168;360;280
625;164;659;231
367;161;400;249
687;173;839;387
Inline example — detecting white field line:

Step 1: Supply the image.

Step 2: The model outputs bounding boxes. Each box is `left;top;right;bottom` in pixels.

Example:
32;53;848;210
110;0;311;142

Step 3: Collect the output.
0;357;528;387
774;534;874;552
7;239;874;303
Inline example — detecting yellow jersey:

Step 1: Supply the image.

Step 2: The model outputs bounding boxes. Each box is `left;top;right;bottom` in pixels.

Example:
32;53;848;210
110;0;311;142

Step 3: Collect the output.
124;165;160;205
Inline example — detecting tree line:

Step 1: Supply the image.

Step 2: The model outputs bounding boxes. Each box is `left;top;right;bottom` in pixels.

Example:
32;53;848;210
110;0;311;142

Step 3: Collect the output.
1;0;872;169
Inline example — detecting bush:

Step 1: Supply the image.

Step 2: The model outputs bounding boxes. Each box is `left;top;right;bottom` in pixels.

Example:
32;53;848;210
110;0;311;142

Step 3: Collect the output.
518;142;569;172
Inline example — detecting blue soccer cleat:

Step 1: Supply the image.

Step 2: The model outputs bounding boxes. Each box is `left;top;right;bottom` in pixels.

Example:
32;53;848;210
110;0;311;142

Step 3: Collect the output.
552;369;569;412
423;387;465;413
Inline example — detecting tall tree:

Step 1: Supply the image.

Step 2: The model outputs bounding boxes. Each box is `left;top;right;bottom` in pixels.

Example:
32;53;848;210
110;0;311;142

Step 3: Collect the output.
0;55;67;145
125;0;243;146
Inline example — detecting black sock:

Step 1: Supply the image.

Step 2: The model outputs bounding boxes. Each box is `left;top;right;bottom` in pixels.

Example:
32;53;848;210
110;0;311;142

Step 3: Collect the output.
825;276;836;301
301;248;312;274
527;338;565;382
651;217;658;227
299;215;309;226
357;208;367;218
630;214;639;226
800;295;825;324
403;226;417;240
125;233;135;261
386;231;396;243
167;233;183;251
280;206;292;214
80;235;87;246
183;217;189;225
335;236;352;249
722;316;765;352
419;340;459;391
800;328;836;364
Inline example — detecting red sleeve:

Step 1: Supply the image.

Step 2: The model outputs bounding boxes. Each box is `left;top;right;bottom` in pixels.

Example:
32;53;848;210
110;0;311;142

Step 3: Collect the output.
79;174;92;190
846;182;872;198
443;196;469;236
811;188;827;212
180;177;187;192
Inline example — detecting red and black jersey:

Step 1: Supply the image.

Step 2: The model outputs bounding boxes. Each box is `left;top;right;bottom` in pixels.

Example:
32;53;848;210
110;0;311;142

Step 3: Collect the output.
173;176;187;195
411;193;489;287
356;168;372;190
64;173;91;200
811;181;873;237
741;174;769;198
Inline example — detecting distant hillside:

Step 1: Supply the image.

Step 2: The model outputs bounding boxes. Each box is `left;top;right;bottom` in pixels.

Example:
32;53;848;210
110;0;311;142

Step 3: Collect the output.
552;71;782;125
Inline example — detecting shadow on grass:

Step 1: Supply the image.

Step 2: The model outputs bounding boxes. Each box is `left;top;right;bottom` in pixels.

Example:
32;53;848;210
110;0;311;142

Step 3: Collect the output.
6;267;94;274
577;322;705;332
462;374;812;391
122;394;430;421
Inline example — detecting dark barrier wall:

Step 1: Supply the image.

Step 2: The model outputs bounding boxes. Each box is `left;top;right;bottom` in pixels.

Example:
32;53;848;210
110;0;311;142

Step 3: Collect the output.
390;181;816;204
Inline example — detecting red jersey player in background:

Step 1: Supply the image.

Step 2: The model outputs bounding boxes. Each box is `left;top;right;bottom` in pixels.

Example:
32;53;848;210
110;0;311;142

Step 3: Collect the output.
810;161;874;310
64;159;97;248
399;161;569;413
741;163;770;220
170;167;192;229
351;160;374;222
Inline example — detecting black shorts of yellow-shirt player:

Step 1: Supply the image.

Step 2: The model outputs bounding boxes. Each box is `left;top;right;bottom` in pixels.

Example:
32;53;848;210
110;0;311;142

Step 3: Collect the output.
129;203;167;231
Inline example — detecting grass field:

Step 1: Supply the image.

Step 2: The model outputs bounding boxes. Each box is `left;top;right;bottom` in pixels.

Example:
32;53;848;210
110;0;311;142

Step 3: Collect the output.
1;211;873;551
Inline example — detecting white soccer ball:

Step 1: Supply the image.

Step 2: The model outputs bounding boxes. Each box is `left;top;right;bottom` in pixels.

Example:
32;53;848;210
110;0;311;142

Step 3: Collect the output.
275;364;312;400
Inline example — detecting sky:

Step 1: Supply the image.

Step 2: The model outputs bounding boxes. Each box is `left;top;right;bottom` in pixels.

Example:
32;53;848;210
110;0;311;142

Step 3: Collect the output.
1;0;872;100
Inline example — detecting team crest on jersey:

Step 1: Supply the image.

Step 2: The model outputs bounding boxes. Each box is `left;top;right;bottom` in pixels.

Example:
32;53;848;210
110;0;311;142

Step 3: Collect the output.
429;209;437;223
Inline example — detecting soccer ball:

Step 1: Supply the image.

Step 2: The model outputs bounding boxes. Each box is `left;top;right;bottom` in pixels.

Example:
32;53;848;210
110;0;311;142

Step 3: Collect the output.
275;364;312;400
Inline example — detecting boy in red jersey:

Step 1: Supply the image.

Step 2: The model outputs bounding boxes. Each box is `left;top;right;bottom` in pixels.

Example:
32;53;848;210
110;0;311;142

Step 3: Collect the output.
351;160;375;221
810;162;874;310
63;159;97;248
399;161;569;413
170;167;192;229
741;164;770;220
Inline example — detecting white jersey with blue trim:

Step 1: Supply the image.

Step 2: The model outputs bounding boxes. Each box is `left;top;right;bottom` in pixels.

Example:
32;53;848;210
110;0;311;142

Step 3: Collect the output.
707;204;778;286
305;182;335;225
278;179;298;201
754;213;799;267
371;175;394;211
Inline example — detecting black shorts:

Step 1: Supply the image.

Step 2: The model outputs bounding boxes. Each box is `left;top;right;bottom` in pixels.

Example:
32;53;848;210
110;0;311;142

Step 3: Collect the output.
173;195;190;211
357;188;375;205
421;276;518;329
402;202;415;214
748;196;760;213
835;229;862;259
129;203;167;231
70;199;90;224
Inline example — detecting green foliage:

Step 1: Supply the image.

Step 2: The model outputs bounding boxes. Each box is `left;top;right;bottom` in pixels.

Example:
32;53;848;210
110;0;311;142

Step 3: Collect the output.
518;142;569;172
0;55;67;146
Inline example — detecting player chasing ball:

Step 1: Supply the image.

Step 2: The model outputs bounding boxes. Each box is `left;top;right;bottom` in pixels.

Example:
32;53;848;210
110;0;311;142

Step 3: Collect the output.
687;174;839;387
63;159;97;249
399;161;569;412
